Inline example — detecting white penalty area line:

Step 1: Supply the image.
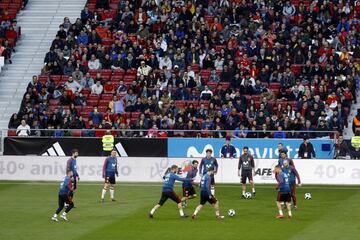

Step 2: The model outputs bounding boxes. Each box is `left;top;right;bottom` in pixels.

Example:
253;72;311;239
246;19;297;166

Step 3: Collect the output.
0;182;359;190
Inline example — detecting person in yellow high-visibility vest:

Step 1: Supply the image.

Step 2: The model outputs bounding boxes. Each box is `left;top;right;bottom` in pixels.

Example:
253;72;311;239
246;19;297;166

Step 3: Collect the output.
102;130;114;156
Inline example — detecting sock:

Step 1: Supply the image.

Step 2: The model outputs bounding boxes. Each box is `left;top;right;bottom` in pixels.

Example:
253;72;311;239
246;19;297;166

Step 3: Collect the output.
53;214;57;218
215;210;220;217
101;188;107;199
110;188;114;199
242;191;245;195
194;205;202;215
288;210;292;216
150;207;156;215
211;187;215;196
252;188;255;193
279;210;283;216
179;209;184;217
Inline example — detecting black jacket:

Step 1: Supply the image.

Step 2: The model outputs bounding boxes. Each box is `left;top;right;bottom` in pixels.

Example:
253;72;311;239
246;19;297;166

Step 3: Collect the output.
298;142;316;159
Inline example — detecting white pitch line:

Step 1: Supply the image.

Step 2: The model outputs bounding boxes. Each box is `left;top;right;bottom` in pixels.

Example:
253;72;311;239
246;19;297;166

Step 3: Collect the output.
0;182;359;190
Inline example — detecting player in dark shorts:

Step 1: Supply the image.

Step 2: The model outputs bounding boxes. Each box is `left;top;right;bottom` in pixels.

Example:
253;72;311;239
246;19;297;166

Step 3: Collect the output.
199;149;218;195
181;160;199;206
101;150;118;202
192;167;224;219
275;166;293;219
238;146;256;198
149;165;190;218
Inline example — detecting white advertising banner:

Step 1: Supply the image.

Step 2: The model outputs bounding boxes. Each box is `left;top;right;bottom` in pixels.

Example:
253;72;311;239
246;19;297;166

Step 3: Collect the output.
0;156;360;185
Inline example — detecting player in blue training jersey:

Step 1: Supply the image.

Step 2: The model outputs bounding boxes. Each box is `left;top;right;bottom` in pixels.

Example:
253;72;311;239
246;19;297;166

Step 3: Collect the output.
51;170;74;222
199;149;218;195
100;150;119;202
282;159;301;209
274;166;293;219
181;160;199;206
66;149;80;200
192;167;224;219
149;165;190;218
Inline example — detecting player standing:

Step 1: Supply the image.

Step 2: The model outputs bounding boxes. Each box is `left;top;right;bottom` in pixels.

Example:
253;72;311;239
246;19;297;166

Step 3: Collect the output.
192;167;224;219
149;165;189;218
199;149;218;196
238;146;256;198
181;160;199;206
282;159;301;209
66;149;80;200
51;170;74;221
274;166;293;219
101;149;119;202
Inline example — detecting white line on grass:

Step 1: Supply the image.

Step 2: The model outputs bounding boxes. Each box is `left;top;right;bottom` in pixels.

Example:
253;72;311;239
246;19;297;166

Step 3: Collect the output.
0;181;359;189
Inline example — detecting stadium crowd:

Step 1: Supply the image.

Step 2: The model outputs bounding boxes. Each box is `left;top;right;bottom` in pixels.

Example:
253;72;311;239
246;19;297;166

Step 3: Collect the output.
0;0;24;64
8;0;360;138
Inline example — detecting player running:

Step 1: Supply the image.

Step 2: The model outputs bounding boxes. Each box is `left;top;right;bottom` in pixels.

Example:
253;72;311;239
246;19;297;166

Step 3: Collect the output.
181;160;199;207
149;165;190;218
274;166;293;219
192;167;224;219
282;159;301;209
101;149;119;202
51;170;75;222
199;149;218;196
66;149;80;200
238;146;256;198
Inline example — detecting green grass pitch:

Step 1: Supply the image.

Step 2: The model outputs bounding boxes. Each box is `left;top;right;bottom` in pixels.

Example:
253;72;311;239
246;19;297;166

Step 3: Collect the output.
0;182;359;240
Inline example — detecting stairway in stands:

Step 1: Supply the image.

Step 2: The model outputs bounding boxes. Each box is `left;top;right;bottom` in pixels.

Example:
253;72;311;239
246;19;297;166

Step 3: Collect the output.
0;0;87;129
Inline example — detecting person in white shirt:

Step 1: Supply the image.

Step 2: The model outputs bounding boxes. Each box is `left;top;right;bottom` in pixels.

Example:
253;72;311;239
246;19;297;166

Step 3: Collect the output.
159;54;172;70
200;85;213;100
186;65;195;79
65;77;83;93
88;54;101;70
137;61;152;76
91;80;103;95
16;120;30;137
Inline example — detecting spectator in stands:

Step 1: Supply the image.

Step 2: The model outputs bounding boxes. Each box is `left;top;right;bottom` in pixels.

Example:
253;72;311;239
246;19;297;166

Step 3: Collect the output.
137;60;152;77
65;77;82;93
27;75;42;92
200;85;213;100
89;107;103;126
88;54;101;70
91;80;103;95
16;119;30;137
8;113;21;129
80;72;94;88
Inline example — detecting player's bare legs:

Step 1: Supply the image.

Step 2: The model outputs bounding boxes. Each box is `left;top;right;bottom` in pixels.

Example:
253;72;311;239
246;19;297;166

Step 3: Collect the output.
100;182;108;202
242;184;246;197
286;202;292;219
149;204;161;218
109;184;115;201
181;194;196;202
192;204;203;219
250;180;256;196
213;201;224;219
177;202;187;218
276;201;284;218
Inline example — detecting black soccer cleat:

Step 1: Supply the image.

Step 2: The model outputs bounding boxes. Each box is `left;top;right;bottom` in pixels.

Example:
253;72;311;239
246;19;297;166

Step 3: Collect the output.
253;192;256;198
242;194;247;199
148;213;153;219
181;214;189;218
111;199;116;202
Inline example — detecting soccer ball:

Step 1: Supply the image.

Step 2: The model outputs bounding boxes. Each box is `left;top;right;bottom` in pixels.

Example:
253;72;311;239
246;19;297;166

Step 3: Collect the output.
245;192;252;199
304;193;312;200
228;209;236;217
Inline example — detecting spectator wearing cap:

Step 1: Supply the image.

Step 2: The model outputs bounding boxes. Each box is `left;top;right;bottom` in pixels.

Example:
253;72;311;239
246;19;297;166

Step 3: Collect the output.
221;137;236;158
298;136;316;159
137;61;152;77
